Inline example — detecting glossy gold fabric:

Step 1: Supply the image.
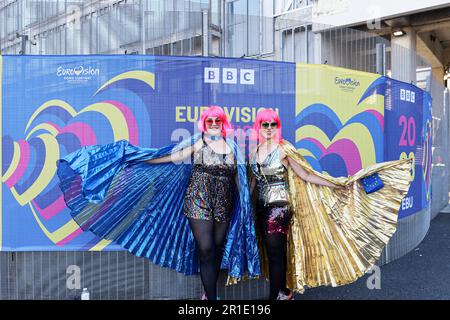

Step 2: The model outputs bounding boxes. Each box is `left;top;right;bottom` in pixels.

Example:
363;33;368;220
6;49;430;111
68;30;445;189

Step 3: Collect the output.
226;140;412;290
279;140;413;293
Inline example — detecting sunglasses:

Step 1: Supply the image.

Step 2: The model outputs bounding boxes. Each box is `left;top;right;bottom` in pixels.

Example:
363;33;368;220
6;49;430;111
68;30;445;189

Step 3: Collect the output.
261;121;278;129
205;118;222;126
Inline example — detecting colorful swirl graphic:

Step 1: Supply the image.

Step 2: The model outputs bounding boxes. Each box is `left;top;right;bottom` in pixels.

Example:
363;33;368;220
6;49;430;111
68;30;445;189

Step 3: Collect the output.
2;70;155;249
295;77;385;177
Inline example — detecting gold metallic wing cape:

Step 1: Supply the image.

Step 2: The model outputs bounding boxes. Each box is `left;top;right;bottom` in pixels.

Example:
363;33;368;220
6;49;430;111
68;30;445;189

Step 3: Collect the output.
275;140;413;293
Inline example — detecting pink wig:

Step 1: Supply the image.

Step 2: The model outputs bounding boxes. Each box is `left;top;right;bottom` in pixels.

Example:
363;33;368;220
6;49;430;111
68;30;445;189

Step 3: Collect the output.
253;109;283;143
197;105;232;137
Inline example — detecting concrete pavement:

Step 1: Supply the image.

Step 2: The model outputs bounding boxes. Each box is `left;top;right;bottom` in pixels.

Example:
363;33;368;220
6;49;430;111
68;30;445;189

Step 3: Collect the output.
296;208;450;300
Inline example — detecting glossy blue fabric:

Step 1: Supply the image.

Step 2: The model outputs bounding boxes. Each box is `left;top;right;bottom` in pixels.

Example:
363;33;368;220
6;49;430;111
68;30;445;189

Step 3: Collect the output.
56;134;261;279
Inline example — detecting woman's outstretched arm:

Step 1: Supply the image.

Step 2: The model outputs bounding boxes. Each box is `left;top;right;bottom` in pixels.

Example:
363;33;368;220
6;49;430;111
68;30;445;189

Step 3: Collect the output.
146;139;201;164
280;148;342;188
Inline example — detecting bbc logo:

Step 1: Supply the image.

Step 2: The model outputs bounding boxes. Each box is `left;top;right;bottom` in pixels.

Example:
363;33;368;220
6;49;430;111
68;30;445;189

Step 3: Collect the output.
204;68;255;85
400;89;415;103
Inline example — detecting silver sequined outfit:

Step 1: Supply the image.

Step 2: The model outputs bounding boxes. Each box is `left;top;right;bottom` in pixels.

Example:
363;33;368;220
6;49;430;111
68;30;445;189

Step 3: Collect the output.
183;135;236;223
250;146;292;235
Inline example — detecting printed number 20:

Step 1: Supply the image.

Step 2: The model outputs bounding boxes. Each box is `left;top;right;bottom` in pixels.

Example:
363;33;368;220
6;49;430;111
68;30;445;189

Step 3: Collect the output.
399;116;416;146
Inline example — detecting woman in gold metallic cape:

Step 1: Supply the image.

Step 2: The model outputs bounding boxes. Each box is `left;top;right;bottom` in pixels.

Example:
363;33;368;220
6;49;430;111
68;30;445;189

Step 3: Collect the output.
247;109;413;297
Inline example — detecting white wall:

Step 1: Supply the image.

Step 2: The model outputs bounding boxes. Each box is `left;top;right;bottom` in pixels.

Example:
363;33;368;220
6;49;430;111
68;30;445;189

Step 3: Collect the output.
312;0;450;28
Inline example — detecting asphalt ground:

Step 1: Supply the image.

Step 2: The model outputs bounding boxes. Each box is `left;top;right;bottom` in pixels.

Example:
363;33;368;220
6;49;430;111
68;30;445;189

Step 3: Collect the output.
295;208;450;300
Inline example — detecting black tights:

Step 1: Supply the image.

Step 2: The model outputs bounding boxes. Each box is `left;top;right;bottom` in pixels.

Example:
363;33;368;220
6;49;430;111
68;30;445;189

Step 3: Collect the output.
263;232;289;300
189;218;229;300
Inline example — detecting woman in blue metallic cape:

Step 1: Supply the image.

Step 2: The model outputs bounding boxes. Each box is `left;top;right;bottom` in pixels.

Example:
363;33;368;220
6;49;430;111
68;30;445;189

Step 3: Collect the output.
56;107;260;300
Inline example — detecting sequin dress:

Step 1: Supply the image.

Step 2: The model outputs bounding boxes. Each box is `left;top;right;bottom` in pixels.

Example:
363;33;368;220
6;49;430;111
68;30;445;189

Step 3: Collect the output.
183;135;237;223
250;146;292;235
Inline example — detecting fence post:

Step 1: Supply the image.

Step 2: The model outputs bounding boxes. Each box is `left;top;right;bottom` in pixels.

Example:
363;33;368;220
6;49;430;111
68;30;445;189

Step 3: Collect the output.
376;42;386;75
202;9;209;56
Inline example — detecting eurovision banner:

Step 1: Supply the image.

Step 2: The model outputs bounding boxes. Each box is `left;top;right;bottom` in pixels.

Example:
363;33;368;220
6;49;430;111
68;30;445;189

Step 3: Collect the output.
294;65;432;219
384;78;433;218
0;55;431;251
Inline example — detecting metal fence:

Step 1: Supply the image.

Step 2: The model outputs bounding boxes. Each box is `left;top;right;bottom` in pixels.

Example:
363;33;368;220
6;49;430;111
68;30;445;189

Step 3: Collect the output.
0;252;269;300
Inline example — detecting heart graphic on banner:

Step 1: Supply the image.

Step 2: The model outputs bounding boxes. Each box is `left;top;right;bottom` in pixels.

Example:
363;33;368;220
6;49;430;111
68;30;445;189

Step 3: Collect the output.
295;76;386;177
1;70;155;247
74;66;83;76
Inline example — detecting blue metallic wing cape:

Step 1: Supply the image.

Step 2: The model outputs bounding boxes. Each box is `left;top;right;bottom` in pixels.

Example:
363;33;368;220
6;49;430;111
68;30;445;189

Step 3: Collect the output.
56;134;260;280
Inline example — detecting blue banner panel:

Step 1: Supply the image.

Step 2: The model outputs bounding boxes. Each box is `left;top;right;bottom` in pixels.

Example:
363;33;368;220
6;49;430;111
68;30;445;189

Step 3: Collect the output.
384;78;432;218
1;55;295;250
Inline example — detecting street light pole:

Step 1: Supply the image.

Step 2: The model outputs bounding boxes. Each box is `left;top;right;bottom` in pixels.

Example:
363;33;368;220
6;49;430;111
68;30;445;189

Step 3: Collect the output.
376;43;386;75
16;33;28;55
